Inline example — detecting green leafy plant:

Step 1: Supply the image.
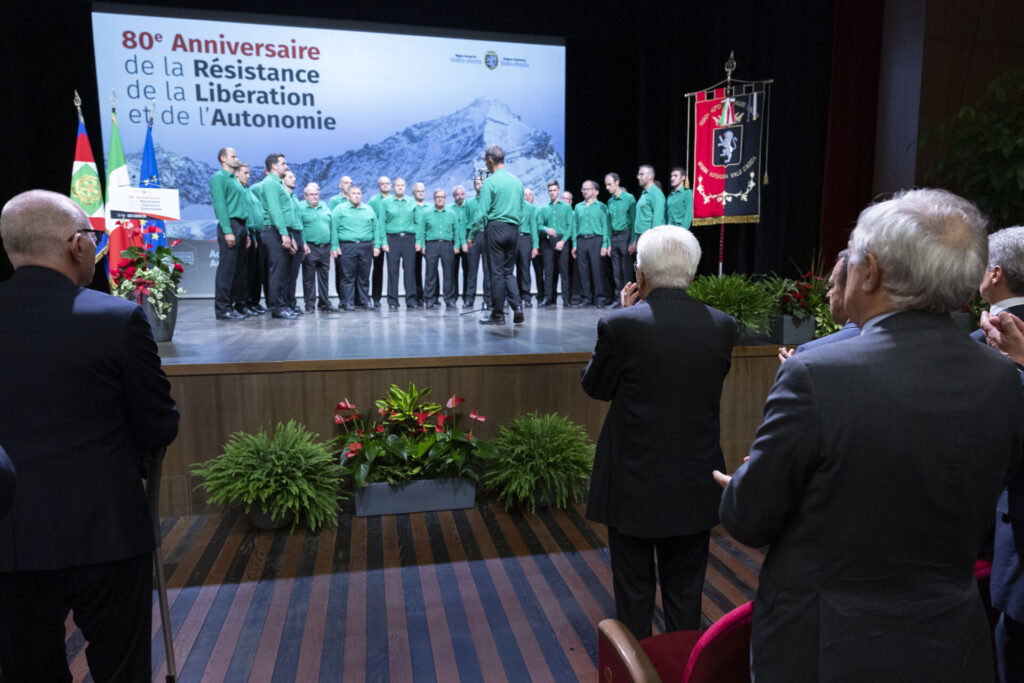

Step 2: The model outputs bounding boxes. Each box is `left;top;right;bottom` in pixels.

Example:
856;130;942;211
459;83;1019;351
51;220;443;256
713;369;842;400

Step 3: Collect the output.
334;383;489;488
480;411;594;513
111;237;186;320
920;69;1024;226
761;274;814;321
191;420;344;532
687;273;775;334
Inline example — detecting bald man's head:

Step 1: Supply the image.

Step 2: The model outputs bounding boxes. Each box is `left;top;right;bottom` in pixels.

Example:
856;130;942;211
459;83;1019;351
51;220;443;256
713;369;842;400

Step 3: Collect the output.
1;190;95;284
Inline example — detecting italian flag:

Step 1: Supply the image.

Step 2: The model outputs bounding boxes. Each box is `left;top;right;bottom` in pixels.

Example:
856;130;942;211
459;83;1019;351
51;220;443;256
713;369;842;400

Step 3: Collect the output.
105;112;132;272
70;118;105;234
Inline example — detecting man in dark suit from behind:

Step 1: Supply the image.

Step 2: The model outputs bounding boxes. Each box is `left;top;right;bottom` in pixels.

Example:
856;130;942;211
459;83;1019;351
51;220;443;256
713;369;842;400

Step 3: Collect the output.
582;225;737;638
778;249;860;364
0;190;179;682
717;189;1024;682
972;225;1024;344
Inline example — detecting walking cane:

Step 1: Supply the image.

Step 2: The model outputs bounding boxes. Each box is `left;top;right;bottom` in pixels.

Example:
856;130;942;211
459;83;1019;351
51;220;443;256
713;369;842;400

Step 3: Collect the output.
142;447;177;683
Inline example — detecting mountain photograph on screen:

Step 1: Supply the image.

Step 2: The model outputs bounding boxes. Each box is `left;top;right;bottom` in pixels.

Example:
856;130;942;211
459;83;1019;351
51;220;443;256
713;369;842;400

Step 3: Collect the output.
127;97;565;241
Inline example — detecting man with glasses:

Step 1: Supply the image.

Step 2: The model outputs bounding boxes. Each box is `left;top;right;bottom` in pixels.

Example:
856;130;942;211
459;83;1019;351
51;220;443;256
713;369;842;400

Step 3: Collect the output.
299;183;338;313
0;190;179;682
631;165;666;260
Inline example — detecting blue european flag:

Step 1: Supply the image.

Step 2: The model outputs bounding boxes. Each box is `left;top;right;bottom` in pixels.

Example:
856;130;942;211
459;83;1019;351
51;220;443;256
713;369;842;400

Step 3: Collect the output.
139;123;167;249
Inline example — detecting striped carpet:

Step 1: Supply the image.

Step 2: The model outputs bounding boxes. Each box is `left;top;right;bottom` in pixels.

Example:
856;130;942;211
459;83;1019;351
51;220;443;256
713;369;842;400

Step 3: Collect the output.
65;500;763;682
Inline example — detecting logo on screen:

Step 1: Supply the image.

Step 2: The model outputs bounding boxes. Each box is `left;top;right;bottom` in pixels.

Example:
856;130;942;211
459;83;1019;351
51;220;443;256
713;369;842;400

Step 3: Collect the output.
484;51;498;70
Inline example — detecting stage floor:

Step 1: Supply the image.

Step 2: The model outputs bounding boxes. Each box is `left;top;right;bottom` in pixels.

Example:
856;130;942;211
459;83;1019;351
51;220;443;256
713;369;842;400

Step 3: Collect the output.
158;299;607;365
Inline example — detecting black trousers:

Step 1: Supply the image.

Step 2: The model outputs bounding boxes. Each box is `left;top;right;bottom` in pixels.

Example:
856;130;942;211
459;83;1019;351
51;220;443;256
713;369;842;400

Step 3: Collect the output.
485;220;520;312
339;241;372;308
246;230;264;307
385;233;418;307
286;229;304;309
413;250;424;305
371;250;385;304
516;233;535;302
465;237;492;305
556;242;574;304
302;243;332;310
575;234;609;305
532;248;544;300
539;233;558;302
261;226;291;313
424;240;456;305
452;250;466;300
215;217;247;315
606;526;710;639
608;230;632;297
0;553;152;683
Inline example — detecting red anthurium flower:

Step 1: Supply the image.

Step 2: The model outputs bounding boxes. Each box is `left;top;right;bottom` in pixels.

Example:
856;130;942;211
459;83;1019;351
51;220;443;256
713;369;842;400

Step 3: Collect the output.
333;415;345;424
173;263;184;273
469;411;486;422
414;412;431;426
446;395;464;409
336;399;357;411
139;286;151;296
467;432;474;440
375;425;385;433
170;239;182;247
436;414;449;428
353;413;363;420
355;430;365;436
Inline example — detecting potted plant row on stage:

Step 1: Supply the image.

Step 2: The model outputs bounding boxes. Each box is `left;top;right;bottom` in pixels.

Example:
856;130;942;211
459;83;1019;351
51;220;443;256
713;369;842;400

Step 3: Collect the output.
189;382;595;531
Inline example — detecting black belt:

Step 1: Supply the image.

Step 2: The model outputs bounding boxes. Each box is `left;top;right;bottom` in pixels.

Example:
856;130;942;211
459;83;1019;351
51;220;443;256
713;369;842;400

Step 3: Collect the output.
308;242;328;247
340;239;371;244
388;232;413;237
578;234;601;239
427;238;452;243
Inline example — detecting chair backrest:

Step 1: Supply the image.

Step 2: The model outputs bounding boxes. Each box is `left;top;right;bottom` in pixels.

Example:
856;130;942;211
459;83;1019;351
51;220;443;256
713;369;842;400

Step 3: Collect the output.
683;601;753;683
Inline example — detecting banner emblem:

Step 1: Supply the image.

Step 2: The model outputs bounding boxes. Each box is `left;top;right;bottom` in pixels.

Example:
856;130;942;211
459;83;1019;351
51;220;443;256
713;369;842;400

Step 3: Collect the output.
485;51;498;70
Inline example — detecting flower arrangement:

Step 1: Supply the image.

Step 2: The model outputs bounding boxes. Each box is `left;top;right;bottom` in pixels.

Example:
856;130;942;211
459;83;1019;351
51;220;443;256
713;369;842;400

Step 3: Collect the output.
334;382;489;488
762;274;816;322
110;225;186;320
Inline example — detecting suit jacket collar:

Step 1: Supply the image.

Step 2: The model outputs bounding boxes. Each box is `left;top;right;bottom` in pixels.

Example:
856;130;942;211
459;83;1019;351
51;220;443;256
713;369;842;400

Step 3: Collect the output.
8;266;79;291
864;309;958;335
645;287;692;303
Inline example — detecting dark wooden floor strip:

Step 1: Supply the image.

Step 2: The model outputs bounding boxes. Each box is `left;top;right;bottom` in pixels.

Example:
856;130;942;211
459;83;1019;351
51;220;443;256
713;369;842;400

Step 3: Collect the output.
66;501;763;682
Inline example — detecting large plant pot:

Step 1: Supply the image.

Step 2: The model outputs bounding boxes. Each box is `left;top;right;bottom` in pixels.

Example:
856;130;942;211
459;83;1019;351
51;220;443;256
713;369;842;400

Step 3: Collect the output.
140;292;178;342
354;478;476;517
768;315;816;345
245;502;291;531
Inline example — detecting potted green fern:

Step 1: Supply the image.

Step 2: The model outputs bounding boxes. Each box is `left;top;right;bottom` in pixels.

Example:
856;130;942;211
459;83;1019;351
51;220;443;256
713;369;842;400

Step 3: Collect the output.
687;273;775;338
191;420;345;532
480;411;594;513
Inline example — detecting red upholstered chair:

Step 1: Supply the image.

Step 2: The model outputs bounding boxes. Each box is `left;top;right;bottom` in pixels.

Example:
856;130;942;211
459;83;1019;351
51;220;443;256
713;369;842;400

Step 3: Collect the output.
597;601;753;683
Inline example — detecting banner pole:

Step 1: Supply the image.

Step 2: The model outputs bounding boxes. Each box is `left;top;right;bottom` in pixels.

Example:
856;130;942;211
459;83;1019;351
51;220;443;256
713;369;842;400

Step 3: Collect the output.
718;223;725;277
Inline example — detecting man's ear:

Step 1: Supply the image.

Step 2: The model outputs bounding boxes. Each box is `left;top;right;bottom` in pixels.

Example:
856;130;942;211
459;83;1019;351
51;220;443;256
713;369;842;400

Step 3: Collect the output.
861;253;883;294
991;265;1004;287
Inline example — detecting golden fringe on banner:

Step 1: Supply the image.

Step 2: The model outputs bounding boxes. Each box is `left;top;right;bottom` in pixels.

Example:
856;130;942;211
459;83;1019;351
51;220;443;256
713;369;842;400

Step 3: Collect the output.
691;215;760;226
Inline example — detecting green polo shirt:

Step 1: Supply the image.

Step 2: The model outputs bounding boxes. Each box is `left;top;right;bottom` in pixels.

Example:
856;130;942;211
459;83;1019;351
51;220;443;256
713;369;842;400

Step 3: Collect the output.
633;183;666;243
328;193;350;211
478;168;524;226
257;173;292;235
287;194;303;231
520;202;540;249
331;202;381;248
300;201;333;245
538;200;574;241
667;188;694;229
209;168;249;234
463;197;485;241
572;199;612;249
380;195;418;235
418;206;462;246
243;187;262;235
607;190;636;237
367;193;390;221
450;202;468;243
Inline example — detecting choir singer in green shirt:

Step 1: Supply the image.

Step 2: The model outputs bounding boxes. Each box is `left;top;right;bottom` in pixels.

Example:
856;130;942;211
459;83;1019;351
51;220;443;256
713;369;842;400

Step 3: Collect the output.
299;183;339;313
477;145;525;325
604;172;636;307
417;188;463;308
330;184;382;311
666;167;694;229
631;164;666;255
209;147;250;320
571;179;612;307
